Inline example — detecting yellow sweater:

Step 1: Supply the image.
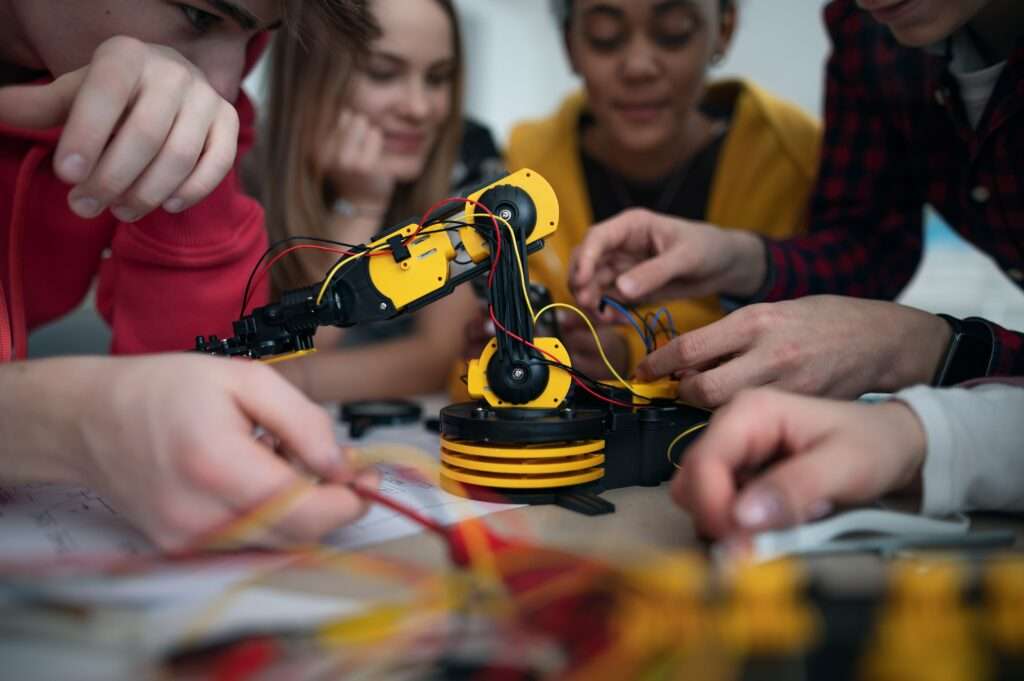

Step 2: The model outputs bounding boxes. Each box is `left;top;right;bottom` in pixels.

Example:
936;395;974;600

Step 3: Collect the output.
505;79;821;369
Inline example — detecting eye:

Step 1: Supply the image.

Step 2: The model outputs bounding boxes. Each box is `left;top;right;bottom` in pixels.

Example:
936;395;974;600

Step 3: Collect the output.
179;4;222;34
364;67;399;83
363;55;402;83
652;30;695;49
586;34;626;53
652;7;700;49
426;65;456;88
582;13;626;53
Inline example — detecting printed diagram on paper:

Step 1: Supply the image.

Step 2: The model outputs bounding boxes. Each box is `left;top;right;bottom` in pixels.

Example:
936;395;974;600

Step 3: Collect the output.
0;483;151;559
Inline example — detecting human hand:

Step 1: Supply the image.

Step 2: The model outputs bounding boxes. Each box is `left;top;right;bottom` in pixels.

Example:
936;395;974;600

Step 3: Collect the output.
636;296;952;408
672;388;927;539
78;355;376;551
558;313;630;381
0;37;240;222
320;108;395;222
569;208;767;316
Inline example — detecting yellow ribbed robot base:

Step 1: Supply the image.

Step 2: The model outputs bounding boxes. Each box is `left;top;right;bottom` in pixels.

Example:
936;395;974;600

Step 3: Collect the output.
439;437;606;494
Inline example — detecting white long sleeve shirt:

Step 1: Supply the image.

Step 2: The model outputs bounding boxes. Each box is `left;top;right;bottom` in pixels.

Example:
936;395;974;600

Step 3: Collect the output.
895;383;1024;516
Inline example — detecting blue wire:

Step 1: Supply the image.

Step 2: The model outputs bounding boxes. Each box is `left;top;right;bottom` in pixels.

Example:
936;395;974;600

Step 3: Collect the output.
653;307;679;338
601;296;653;353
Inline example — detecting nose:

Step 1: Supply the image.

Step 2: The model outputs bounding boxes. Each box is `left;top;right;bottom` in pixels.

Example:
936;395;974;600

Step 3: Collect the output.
189;41;247;103
620;37;659;81
398;77;432;121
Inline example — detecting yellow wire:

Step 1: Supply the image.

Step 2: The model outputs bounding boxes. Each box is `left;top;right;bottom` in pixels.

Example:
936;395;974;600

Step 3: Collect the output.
471;212;535;321
199;478;317;551
316;250;367;305
533;301;633;391
666;422;708;470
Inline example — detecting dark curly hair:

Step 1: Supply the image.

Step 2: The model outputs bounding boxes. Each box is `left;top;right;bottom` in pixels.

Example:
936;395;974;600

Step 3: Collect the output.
551;0;735;28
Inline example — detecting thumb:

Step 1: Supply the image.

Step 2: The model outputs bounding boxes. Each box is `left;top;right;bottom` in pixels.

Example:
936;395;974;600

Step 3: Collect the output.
0;69;84;129
615;251;685;302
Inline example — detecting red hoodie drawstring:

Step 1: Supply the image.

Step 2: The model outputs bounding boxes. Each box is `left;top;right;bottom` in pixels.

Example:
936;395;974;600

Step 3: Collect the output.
4;145;48;361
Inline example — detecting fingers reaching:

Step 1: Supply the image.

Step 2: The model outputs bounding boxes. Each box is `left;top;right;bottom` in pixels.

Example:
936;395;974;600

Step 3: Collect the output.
0;37;238;222
671;389;928;539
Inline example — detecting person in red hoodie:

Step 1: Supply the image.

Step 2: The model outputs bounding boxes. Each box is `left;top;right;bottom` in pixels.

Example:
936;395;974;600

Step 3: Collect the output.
0;0;378;550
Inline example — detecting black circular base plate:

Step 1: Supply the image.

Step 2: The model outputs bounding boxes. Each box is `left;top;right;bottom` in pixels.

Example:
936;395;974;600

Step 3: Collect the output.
440;402;606;444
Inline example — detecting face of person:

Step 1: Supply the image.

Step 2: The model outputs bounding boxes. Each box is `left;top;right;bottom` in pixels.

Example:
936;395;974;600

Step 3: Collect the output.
347;0;456;183
856;0;993;46
7;0;281;102
567;0;728;156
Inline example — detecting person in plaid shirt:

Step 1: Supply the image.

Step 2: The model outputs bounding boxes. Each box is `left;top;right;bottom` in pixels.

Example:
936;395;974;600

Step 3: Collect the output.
571;0;1024;408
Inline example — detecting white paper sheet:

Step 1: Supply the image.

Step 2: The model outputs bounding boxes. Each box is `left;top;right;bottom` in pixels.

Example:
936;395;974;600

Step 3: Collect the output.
0;403;520;562
328;411;523;550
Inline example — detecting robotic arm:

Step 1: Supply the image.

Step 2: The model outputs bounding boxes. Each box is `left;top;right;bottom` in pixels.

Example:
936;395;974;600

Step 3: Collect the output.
195;169;558;364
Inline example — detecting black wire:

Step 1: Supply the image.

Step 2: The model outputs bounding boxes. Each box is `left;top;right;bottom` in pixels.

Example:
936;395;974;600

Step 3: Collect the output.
603;295;656;351
530;359;666;408
239;235;363;317
644;311;672;345
275;221;471;317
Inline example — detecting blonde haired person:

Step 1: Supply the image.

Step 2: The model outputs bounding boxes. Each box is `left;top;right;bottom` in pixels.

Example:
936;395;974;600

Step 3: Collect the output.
507;0;820;377
256;0;490;403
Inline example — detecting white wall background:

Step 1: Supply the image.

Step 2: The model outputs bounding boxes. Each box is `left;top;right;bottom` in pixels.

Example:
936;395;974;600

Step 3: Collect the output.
452;0;833;143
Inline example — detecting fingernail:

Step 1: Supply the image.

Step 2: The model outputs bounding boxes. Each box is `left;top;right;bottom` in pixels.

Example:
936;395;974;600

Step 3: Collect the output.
735;487;788;529
618;276;636;297
59;154;87;183
70;197;100;218
163;197;185;213
111;205;138;223
716;536;754;563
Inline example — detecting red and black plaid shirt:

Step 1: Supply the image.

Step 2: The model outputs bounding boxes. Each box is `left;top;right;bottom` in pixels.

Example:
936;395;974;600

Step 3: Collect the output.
760;0;1024;377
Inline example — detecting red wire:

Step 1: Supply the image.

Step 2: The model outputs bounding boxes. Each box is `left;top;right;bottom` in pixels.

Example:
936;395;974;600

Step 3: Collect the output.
488;307;637;410
243;244;354;314
349;482;451;539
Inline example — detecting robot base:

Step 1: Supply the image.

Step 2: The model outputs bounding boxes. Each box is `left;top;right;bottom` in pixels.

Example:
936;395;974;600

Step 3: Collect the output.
438;399;708;515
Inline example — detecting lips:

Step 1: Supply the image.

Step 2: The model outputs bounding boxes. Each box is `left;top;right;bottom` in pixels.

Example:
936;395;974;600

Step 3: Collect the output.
384;131;427;154
859;0;919;24
613;100;670;124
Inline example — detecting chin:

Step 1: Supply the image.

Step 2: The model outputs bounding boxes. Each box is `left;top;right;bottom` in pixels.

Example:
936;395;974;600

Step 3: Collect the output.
887;24;952;47
881;12;965;47
384;158;428;184
613;128;677;157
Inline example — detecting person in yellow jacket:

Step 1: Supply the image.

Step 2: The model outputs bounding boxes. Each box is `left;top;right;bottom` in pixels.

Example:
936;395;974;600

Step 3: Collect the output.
506;0;821;376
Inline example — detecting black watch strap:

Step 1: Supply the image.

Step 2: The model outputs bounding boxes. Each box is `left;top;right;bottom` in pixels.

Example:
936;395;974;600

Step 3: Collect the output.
932;314;996;387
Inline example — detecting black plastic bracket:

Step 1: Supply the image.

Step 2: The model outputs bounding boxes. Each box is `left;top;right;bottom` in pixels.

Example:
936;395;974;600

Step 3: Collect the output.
388;235;412;263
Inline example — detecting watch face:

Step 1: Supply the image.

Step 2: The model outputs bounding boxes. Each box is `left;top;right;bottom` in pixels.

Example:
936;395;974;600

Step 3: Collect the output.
938;317;995;386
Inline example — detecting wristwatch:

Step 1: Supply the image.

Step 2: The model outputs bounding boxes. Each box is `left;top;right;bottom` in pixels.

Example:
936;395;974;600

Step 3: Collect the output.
932;314;996;386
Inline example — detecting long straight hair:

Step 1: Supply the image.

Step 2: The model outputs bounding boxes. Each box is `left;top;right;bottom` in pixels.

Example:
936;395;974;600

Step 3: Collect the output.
260;0;465;293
